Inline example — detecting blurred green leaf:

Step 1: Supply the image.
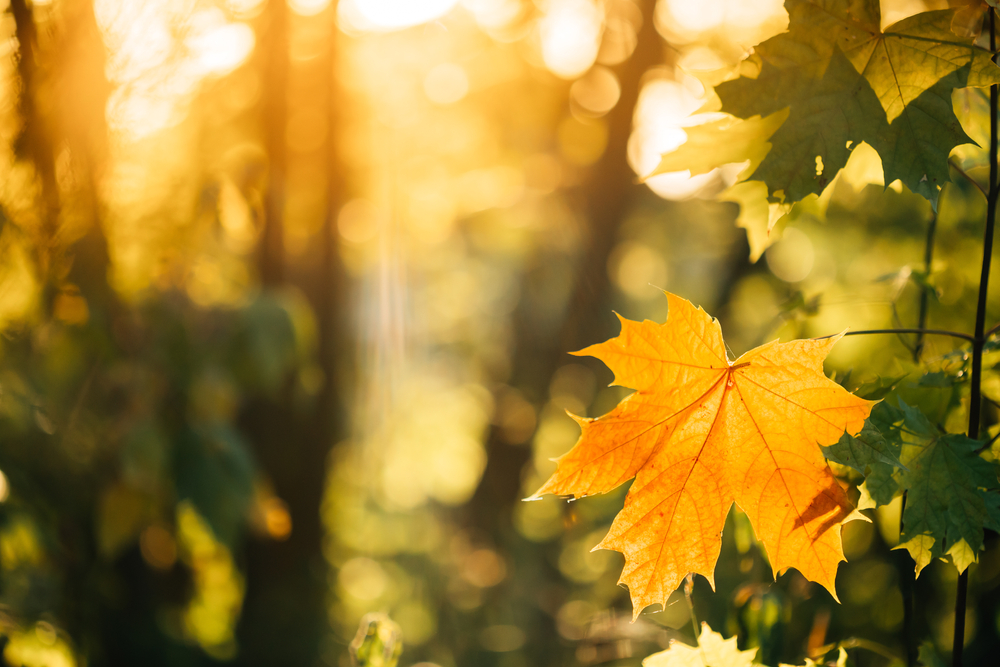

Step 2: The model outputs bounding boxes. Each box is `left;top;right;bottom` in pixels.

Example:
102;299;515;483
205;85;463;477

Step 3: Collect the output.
349;613;402;667
917;640;947;667
174;423;255;547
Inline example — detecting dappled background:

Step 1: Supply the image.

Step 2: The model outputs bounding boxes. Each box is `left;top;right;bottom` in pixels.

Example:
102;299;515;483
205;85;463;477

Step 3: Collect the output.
1;0;999;666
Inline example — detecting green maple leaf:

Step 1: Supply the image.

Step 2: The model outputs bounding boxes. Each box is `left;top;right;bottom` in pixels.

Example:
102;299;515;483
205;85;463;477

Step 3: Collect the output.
892;400;1000;574
829;397;1000;574
823;401;906;507
717;0;1000;202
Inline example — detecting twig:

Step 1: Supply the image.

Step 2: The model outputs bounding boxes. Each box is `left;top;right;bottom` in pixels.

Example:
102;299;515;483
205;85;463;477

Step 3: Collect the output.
948;158;989;200
815;328;975;343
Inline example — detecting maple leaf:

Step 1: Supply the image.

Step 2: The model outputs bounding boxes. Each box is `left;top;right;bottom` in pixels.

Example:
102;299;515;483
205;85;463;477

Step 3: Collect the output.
646;110;790;181
641;622;843;667
642;623;757;667
839;392;1000;574
531;292;873;618
647;111;793;262
890;401;1000;574
717;0;1000;202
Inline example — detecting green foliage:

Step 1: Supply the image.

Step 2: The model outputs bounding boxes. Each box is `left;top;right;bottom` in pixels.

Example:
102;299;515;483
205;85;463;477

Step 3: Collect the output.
841;395;1000;574
349;613;403;667
822;401;906;507
894;399;1000;573
658;0;1000;587
717;0;1000;202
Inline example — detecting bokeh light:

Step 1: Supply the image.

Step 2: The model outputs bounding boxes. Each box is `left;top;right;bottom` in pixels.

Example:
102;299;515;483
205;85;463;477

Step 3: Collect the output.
1;1;998;666
539;0;604;79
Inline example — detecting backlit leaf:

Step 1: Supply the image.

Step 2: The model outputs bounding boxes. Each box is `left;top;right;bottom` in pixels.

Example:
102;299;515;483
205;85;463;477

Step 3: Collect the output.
642;623;757;667
717;0;1000;202
531;292;872;617
718;180;791;262
648;109;790;180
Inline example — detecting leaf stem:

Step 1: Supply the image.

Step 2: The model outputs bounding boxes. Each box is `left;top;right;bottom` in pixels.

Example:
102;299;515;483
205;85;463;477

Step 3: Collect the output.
815;328;975;343
683;574;700;646
949;158;989;200
810;637;903;663
954;10;999;666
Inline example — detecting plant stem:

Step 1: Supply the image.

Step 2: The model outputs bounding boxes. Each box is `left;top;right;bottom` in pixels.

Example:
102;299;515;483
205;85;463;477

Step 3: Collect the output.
816;328;975;342
684;573;700;644
954;10;998;666
914;211;938;361
949;158;989;200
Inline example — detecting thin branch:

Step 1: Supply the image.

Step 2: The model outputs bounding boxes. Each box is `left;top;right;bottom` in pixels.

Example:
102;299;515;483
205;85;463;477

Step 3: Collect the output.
810;637;903;663
975;429;1000;454
815;328;975;343
949;158;989;200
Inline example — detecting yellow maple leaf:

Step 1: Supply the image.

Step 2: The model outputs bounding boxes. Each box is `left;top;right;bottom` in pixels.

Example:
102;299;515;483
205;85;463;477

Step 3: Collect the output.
530;292;872;618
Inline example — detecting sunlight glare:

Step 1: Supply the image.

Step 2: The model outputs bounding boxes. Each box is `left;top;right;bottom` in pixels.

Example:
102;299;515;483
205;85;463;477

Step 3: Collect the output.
424;63;470;105
187;14;255;76
344;0;461;31
96;1;257;139
539;0;603;79
462;0;521;30
628;77;721;199
226;0;266;19
666;0;725;32
290;0;333;16
656;0;786;43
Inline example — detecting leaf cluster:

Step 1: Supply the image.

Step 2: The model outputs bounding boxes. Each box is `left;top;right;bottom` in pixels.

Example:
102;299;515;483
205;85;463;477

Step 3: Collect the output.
651;0;1000;261
825;388;1000;574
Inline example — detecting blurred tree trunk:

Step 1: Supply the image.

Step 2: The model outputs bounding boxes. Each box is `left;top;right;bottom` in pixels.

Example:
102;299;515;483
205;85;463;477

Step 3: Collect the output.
259;0;288;287
236;5;345;665
9;1;120;662
10;0;59;312
470;0;664;524
59;0;116;322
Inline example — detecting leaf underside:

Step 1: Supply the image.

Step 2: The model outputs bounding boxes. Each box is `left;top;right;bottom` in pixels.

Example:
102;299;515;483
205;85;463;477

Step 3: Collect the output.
717;0;1000;202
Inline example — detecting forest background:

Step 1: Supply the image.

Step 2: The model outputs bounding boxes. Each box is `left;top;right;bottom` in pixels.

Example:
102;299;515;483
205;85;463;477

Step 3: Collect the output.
0;0;997;666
